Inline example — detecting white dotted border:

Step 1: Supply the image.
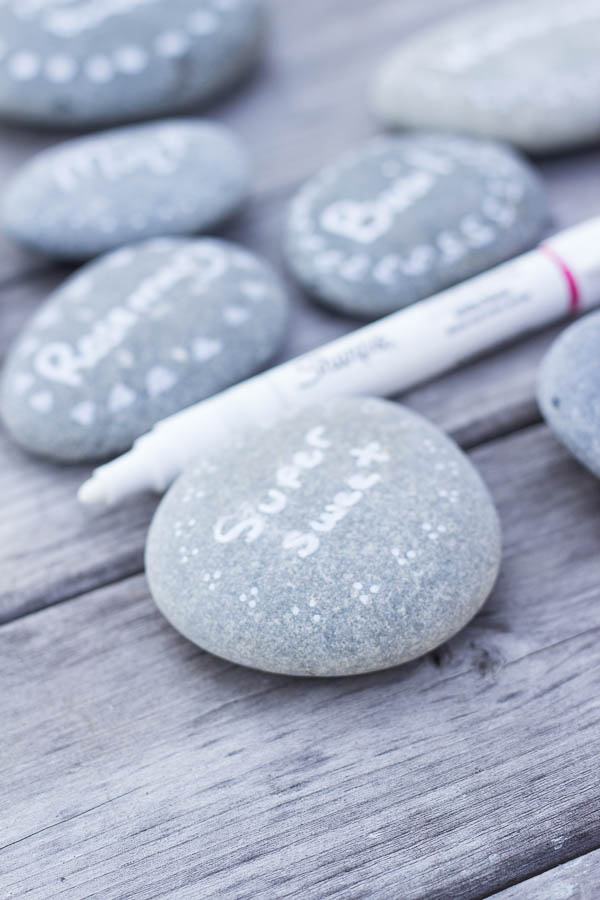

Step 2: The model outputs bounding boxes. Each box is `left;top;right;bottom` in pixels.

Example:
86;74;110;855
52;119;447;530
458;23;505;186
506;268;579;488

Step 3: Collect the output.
0;3;238;85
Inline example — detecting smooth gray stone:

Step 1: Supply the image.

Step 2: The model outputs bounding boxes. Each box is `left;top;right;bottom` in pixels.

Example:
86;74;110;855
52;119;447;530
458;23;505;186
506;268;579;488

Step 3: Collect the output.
0;237;288;461
537;311;600;479
2;119;249;261
146;397;501;676
371;0;600;154
0;0;265;128
284;132;549;318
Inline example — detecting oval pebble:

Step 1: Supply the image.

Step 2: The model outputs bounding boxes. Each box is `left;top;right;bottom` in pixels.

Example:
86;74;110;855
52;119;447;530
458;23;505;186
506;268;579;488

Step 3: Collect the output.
537;311;600;478
0;237;288;461
0;0;265;128
146;396;501;676
371;0;600;154
1;119;249;260
284;133;549;319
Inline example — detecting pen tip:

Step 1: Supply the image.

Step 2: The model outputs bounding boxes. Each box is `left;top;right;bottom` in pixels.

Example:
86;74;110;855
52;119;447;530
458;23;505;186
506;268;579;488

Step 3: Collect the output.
77;476;107;507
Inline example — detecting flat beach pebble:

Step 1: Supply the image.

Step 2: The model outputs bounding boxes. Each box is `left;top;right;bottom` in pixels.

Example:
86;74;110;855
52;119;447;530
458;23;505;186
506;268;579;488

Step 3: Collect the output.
370;0;600;154
146;397;502;676
537;311;600;478
0;237;288;461
1;119;249;261
284;133;549;318
0;0;265;128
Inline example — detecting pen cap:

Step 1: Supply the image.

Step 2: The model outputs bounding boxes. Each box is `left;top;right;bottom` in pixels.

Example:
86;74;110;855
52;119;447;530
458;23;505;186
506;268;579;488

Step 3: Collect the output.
545;217;600;311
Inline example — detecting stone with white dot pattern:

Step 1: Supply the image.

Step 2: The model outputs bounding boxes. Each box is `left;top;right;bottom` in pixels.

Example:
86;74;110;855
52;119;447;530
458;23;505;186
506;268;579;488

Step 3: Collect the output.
146;397;501;676
2;119;249;261
284;132;549;319
0;0;265;127
371;0;600;154
0;237;288;461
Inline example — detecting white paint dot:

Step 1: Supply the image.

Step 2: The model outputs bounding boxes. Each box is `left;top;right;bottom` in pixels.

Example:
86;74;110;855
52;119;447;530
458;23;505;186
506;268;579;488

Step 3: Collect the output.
214;571;221;579
291;606;299;616
406;550;417;559
249;599;256;609
70;401;95;427
250;587;258;596
9;52;40;81
156;31;191;58
86;56;114;83
312;614;321;623
370;585;380;594
29;391;54;414
353;581;363;590
239;593;247;602
45;55;77;83
114;45;148;74
187;10;218;34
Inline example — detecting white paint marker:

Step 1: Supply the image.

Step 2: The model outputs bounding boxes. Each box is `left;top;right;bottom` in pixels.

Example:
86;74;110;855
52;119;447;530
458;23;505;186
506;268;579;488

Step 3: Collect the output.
79;217;600;507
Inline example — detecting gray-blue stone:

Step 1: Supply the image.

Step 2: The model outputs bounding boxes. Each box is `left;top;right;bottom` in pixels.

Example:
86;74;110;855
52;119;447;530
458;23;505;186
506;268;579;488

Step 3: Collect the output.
371;0;600;154
2;119;249;260
537;311;600;479
0;0;265;128
146;397;501;676
284;133;549;319
0;237;288;461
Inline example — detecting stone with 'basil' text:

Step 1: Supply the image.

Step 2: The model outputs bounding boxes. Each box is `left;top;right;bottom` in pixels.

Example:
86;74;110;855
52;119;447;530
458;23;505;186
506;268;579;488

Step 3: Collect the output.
284;132;549;319
0;237;288;461
0;0;265;128
370;0;600;153
1;119;249;261
537;310;600;479
146;396;502;676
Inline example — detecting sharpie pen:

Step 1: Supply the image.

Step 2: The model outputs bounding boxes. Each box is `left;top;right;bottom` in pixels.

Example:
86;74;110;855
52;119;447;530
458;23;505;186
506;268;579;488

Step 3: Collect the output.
79;216;600;507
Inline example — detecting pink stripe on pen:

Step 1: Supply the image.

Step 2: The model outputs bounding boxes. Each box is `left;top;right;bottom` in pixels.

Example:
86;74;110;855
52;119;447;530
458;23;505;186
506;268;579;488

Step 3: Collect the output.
540;244;581;313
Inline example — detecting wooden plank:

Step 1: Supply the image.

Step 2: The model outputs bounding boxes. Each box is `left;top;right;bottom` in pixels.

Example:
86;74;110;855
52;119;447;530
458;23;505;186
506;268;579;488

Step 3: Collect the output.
2;420;600;897
489;848;600;899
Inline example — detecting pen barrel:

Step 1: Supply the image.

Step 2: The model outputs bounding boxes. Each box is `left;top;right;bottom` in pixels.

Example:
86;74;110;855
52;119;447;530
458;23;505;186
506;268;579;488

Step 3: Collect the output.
266;243;577;408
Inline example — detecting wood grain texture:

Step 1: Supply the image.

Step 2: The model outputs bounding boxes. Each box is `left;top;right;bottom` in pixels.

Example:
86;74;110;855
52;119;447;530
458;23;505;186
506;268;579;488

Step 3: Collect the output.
491;848;600;899
3;421;600;899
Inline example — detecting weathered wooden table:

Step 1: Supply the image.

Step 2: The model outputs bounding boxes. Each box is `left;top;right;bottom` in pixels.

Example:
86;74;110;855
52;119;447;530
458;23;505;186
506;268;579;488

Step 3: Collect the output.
2;1;600;897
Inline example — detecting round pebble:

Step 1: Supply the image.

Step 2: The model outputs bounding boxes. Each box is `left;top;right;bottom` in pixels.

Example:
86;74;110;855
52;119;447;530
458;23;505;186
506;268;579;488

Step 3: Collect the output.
146;396;502;676
284;133;549;319
0;237;288;461
537;311;600;478
370;0;600;154
0;0;265;127
1;119;249;261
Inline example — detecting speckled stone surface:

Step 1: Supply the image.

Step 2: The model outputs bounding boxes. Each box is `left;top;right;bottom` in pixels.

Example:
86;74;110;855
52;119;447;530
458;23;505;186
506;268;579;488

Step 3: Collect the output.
0;0;265;128
2;119;249;261
146;397;502;676
537;311;600;479
0;237;288;461
371;0;600;154
284;132;549;319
